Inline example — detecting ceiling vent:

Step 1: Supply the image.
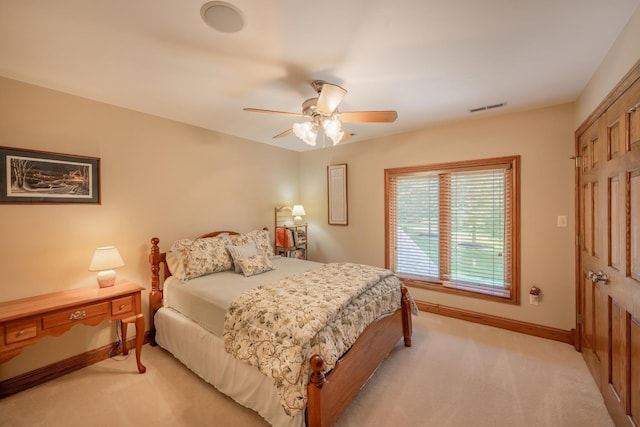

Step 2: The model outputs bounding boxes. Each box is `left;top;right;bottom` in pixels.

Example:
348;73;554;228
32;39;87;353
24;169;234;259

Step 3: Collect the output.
469;102;506;113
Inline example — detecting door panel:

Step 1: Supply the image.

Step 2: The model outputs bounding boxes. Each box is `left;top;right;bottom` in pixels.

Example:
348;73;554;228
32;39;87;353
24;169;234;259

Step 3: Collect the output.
584;182;592;255
577;71;640;426
609;176;621;270
593;136;602;169
630;319;640;426
578;122;600;380
630;171;640;281
630;108;640;150
608;119;623;160
593;181;601;259
608;300;627;407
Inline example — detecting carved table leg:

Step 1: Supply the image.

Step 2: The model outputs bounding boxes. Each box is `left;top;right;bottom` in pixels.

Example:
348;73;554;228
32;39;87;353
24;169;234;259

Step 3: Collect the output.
121;314;146;373
120;319;129;355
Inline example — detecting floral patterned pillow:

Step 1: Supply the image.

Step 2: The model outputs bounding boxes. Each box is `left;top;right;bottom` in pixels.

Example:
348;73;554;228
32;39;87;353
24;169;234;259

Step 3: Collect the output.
236;253;274;277
227;242;260;273
230;229;274;257
170;236;233;281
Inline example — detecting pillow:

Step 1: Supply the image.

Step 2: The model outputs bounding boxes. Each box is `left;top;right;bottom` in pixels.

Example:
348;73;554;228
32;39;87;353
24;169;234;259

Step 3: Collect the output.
226;242;260;273
230;229;274;257
237;253;275;277
165;251;183;278
169;235;233;281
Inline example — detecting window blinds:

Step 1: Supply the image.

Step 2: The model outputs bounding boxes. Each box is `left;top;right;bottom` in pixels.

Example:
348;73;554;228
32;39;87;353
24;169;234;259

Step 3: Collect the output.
388;164;512;297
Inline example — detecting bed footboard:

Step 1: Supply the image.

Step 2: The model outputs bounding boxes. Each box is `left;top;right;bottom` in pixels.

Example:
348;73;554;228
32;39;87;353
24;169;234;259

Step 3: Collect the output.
307;286;413;427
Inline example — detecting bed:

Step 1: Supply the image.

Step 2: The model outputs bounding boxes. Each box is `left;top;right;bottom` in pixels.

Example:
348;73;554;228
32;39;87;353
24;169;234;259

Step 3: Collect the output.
148;229;414;427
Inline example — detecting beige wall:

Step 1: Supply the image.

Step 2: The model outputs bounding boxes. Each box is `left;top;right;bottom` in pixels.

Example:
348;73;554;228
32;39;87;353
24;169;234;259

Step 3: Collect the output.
576;5;640;127
0;77;300;379
300;103;577;331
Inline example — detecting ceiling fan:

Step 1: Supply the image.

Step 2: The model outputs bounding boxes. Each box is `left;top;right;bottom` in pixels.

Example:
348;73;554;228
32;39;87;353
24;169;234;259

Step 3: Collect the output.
243;80;398;146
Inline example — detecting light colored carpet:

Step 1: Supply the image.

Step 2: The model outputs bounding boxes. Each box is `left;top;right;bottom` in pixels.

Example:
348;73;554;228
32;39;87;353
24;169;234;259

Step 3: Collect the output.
0;312;613;427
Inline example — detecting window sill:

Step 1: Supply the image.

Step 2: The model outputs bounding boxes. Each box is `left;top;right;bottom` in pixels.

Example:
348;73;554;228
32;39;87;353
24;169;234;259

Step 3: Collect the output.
400;276;519;305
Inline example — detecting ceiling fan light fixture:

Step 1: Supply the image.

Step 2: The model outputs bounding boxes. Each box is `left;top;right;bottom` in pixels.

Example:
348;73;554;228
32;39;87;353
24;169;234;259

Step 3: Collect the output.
243;80;397;148
293;122;317;146
323;118;344;145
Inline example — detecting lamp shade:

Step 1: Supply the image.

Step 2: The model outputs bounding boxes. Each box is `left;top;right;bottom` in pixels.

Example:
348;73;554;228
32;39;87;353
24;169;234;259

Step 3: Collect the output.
323;118;344;145
292;122;318;146
291;205;306;217
89;246;124;288
89;246;125;271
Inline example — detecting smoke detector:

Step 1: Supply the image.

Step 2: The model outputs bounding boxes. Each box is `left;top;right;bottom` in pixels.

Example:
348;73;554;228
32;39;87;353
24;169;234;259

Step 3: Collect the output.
201;2;246;33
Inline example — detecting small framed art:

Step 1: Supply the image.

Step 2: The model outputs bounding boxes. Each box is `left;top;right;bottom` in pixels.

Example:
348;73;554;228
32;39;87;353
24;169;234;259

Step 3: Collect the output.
0;146;100;204
327;163;348;225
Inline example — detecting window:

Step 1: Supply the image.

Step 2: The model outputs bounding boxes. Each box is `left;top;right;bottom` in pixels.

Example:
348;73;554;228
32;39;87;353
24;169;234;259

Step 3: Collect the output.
385;156;520;303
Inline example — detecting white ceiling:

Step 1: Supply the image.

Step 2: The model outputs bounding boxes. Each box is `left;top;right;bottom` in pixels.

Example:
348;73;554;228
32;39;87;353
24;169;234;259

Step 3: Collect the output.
1;0;638;151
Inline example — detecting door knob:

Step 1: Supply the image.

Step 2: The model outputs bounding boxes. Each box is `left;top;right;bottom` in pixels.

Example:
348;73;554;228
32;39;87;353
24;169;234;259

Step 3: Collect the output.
587;270;608;284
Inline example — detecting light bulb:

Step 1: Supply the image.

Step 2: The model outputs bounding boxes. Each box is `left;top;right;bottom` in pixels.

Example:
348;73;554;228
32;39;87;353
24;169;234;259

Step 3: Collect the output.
323;118;344;145
293;121;317;146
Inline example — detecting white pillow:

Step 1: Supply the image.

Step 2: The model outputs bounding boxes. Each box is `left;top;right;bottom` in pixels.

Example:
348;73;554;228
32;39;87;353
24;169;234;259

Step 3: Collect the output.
227;242;260;273
165;251;183;278
230;229;274;257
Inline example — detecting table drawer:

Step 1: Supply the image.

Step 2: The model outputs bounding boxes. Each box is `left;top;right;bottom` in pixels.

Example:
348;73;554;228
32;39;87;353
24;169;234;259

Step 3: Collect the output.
5;319;38;344
111;296;133;316
42;302;109;329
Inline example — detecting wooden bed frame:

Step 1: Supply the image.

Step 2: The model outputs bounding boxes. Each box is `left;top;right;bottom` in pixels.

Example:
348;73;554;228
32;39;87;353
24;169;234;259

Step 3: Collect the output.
148;231;413;427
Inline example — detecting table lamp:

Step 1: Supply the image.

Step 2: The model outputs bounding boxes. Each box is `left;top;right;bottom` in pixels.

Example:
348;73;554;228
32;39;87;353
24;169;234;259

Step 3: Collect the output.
89;246;125;288
291;205;306;225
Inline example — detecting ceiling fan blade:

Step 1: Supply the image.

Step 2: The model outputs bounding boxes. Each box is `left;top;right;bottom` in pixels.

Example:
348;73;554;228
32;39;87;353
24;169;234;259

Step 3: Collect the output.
339;110;398;123
316;83;347;115
243;108;304;118
273;128;294;139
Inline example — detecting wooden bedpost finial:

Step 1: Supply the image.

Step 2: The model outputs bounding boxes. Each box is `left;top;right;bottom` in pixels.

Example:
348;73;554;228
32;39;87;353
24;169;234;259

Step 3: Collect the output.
309;354;326;389
149;237;160;292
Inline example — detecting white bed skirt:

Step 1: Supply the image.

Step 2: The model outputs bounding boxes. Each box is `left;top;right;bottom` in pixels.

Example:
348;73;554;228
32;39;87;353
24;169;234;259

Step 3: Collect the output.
155;307;304;427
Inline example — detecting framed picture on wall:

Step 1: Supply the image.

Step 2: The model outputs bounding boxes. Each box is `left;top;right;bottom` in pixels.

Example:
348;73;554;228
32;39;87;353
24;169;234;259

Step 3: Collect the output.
0;146;100;204
328;163;348;225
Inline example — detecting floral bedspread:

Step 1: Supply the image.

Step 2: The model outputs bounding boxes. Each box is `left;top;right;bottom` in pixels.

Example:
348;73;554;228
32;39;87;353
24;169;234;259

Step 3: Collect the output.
223;262;407;417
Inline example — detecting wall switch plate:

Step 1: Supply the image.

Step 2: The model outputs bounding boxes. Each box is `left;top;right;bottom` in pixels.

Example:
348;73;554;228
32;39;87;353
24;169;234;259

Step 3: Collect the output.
557;215;567;228
529;294;539;305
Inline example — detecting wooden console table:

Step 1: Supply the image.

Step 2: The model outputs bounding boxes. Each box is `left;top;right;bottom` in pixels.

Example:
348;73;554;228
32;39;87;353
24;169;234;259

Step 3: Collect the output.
0;280;146;373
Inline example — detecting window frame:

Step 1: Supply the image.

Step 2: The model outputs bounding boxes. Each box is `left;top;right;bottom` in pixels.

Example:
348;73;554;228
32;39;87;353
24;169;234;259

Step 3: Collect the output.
385;155;520;304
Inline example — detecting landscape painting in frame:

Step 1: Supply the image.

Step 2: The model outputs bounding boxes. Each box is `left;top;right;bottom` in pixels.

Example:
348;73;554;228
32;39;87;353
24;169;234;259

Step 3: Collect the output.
0;146;100;204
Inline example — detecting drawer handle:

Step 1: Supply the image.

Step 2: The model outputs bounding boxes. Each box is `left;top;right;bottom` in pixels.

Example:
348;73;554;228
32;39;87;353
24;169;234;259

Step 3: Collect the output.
119;304;126;310
69;310;86;320
16;330;25;337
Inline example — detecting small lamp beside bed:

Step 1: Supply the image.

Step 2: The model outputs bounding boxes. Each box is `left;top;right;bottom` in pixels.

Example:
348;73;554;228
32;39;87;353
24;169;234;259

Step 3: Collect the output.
89;246;125;288
291;204;306;225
